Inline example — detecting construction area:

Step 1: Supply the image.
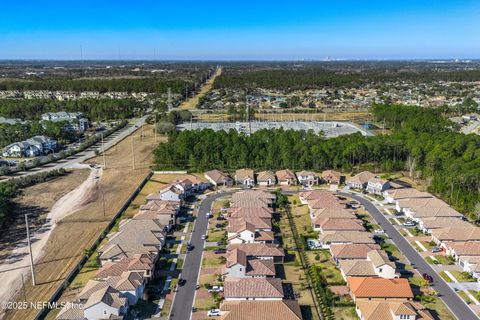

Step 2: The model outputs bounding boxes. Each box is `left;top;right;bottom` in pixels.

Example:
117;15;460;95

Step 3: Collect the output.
0;123;160;320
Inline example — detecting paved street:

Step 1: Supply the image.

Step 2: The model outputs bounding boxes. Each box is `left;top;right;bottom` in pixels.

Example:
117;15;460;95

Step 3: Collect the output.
338;191;478;320
169;191;232;320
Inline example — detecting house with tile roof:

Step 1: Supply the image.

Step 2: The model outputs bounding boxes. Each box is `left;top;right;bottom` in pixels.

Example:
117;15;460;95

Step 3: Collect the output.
224;278;284;300
235;169;255;186
315;217;365;233
256;170;276;186
218;300;303;320
444;241;480;260
348;277;413;302
227;243;285;263
296;170;320;186
311;208;357;229
431;227;480;246
227;207;273;219
95;254;154;280
275;169;297;185
318;231;376;248
417;217;470;234
339;250;397;280
355;300;433;320
383;188;432;205
366;177;391;195
225;248;276;278
330;243;381;263
83;286;128;320
205;169;233;187
321;170;344;185
346;171;377;190
457;255;480;280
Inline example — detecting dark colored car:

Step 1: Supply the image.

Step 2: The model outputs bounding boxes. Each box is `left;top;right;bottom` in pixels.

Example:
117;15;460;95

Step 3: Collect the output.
422;273;433;283
179;278;187;286
187;243;194;251
214;248;226;254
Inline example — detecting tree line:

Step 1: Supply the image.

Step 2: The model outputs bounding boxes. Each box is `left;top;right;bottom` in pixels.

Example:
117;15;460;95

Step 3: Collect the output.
0;98;149;121
154;104;480;219
213;68;480;91
0;78;189;93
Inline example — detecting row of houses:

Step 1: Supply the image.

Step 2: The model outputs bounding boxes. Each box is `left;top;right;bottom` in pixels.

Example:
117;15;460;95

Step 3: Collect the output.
56;178;206;320
217;189;303;320
42;111;90;132
299;190;433;320
204;169;348;188
2;135;57;158
385;188;480;281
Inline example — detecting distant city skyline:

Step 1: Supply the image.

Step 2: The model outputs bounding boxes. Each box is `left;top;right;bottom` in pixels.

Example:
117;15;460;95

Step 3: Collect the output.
1;0;479;60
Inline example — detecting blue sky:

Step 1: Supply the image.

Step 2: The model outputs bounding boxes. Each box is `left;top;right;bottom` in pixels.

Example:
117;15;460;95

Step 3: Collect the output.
0;0;479;60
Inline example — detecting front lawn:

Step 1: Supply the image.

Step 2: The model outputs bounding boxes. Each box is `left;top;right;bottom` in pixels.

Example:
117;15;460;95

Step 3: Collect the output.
450;271;476;282
439;271;453;283
202;256;226;267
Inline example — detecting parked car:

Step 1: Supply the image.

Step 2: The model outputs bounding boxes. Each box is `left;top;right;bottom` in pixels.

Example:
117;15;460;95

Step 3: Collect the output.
187;243;194;252
178;278;186;286
207;309;220;317
431;247;442;253
373;229;385;234
206;212;212;218
201;234;206;240
422;273;433;283
208;286;224;293
403;221;416;227
217;216;226;221
214;248;226;254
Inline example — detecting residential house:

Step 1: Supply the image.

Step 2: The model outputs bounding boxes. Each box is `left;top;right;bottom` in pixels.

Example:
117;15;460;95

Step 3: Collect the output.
205;169;233;187
42;111;89;132
444;241;480;260
330;243;381;263
224;278;284;300
275;169;297;185
235;169;255;186
315;217;365;233
366;178;391;195
225;248;276;278
417;217;470;234
397;197;462;222
227;220;274;244
339;250;397;280
318;231;376;248
227;207;273;219
2;135;57;157
227;243;285;264
431;227;480;247
346;171;377;190
231;190;276;208
321;170;344;185
218;300;303;320
95;254;154;281
83;286;128;320
157;184;184;202
311;208;357;230
355;300;433;320
383;188;432;205
348;277;414;302
296;170;319;186
256;171;276;186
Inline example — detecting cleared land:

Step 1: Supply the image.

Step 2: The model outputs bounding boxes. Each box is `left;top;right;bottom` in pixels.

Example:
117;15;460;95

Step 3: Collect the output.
3;124;159;320
180;67;222;110
195;111;369;122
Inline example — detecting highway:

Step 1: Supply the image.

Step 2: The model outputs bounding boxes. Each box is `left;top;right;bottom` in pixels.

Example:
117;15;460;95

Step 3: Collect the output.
169;191;232;320
338;191;477;320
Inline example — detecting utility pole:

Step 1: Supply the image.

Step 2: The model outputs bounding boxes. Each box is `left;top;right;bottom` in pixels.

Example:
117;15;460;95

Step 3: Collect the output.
24;214;36;286
154;114;157;143
101;133;106;169
102;189;106;217
131;136;136;170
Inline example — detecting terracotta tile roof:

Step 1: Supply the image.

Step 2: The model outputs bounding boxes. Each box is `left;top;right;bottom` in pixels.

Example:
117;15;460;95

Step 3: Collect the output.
231;190;275;201
307;198;345;210
330;243;381;260
347;171;376;185
235;169;255;181
228;207;273;219
133;211;172;226
368;177;389;185
356;300;434;320
421;217;470;230
227;243;284;258
257;170;276;182
316;217;365;231
205;170;232;184
300;190;339;201
227;220;256;234
275;169;296;181
319;231;376;245
226;248;247;268
348;277;413;299
245;259;276;276
431;227;480;242
311;207;356;222
96;254;153;279
296;170;318;177
385;188;432;200
398;197;450;210
55;301;85;320
224;278;284;299
412;206;463;219
79;271;144;301
445;241;480;256
141;199;179;210
255;231;274;241
339;260;376;277
321;170;342;181
228;217;272;232
219;300;302;320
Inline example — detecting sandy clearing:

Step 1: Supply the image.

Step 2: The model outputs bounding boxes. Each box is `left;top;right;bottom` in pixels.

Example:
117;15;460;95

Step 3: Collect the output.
0;168;100;309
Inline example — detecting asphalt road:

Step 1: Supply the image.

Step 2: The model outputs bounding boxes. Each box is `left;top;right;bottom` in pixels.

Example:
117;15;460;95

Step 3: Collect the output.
169;191;232;320
1;116;146;181
338;191;477;320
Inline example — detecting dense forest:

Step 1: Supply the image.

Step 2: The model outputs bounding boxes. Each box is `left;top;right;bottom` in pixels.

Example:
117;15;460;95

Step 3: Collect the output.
0;98;148;121
0;78;189;93
154;104;480;219
214;68;480;90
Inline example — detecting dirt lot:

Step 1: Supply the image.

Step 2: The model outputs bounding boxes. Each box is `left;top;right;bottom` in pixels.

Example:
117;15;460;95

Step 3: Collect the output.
180;67;222;110
3;125;159;320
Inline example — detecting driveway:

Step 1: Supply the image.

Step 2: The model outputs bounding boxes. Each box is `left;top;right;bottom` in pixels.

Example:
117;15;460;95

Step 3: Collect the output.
169;191;232;320
338;191;478;320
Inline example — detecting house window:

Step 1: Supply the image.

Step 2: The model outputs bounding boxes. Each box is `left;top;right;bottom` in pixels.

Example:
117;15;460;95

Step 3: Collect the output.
379;268;382;273
104;310;107;315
